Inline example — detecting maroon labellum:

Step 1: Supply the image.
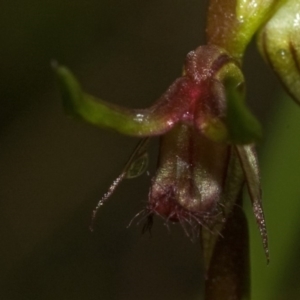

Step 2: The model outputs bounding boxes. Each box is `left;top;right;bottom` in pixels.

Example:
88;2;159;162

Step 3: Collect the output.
148;124;229;227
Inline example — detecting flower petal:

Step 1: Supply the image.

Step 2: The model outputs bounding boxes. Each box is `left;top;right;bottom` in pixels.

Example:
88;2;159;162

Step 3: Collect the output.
124;138;150;179
235;145;269;262
149;123;229;218
224;78;262;144
90;138;150;230
54;64;198;136
186;47;262;144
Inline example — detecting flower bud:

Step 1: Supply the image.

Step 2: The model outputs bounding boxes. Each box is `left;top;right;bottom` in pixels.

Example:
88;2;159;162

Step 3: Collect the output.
257;0;300;104
207;0;286;61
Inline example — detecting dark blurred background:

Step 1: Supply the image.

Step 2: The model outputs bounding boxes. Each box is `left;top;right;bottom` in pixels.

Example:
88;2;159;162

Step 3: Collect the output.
0;1;299;299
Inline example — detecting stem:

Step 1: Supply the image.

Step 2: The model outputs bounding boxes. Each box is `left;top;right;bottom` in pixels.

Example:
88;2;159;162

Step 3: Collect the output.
205;198;250;300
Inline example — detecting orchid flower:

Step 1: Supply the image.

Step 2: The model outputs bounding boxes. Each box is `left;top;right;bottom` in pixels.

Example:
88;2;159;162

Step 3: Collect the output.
54;0;300;299
54;44;265;299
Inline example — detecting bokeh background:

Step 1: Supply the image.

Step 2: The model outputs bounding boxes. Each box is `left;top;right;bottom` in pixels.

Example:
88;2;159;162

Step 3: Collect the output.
0;1;299;299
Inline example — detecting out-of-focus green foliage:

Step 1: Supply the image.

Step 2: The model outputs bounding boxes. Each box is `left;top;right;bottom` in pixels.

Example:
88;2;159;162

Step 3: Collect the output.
247;92;300;300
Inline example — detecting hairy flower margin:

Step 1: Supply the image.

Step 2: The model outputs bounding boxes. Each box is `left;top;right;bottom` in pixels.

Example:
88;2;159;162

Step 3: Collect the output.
54;0;300;299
